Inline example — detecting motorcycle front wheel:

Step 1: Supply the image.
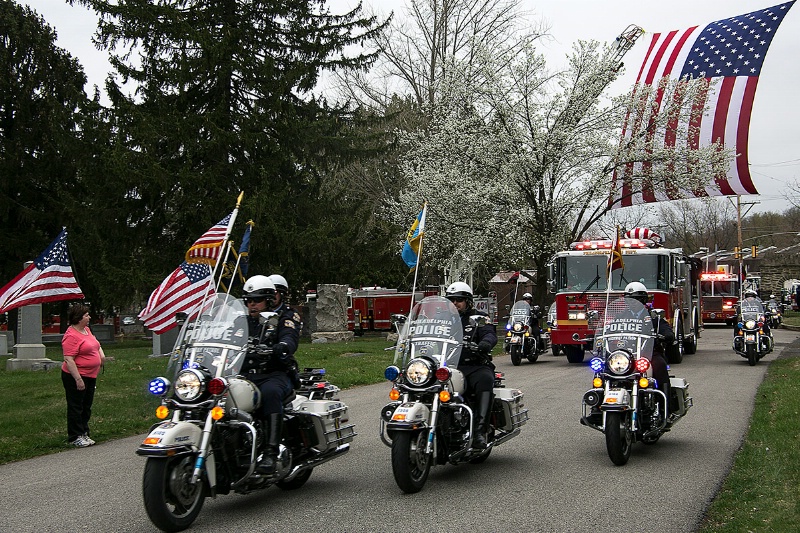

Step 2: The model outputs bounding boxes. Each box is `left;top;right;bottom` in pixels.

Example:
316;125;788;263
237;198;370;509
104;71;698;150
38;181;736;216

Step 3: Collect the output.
605;412;633;466
746;344;757;366
391;430;431;494
277;468;313;490
142;456;205;532
510;345;522;366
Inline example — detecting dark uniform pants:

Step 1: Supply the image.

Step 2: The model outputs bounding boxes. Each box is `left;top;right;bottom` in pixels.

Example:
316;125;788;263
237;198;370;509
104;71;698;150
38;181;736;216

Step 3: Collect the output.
250;371;293;418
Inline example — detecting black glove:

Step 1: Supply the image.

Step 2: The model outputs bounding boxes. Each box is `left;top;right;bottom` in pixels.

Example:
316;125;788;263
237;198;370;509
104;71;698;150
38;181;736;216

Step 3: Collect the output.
477;341;492;355
272;342;285;361
465;341;480;354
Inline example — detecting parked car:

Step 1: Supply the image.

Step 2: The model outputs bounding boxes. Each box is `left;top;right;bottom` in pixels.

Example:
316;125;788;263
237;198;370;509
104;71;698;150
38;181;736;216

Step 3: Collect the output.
122;316;136;325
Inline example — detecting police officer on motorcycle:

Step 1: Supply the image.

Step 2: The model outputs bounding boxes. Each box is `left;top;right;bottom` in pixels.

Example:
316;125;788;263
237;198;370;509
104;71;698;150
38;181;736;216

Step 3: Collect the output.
446;282;497;449
522;292;544;341
241;275;301;474
622;282;674;408
735;288;772;344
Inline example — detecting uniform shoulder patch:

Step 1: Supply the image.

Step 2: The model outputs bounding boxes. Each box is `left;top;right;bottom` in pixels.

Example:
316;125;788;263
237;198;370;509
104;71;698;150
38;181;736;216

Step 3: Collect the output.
292;312;301;323
284;319;297;329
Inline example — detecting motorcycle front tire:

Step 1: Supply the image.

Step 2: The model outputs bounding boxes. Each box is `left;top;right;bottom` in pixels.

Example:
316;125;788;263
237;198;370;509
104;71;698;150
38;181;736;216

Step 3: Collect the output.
391;430;432;494
277;468;313;490
605;412;633;466
746;344;758;366
142;456;206;533
510;345;522;366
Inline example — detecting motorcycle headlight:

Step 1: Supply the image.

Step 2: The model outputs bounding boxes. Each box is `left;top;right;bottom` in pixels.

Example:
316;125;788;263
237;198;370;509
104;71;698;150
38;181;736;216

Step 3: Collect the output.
405;358;434;386
513;323;523;332
606;351;632;375
174;369;205;401
745;320;756;329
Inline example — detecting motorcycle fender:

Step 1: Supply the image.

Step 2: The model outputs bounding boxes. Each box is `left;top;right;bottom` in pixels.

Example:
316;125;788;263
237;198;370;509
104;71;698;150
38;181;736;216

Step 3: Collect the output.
137;421;217;488
601;388;630;409
389;402;430;425
509;336;522;344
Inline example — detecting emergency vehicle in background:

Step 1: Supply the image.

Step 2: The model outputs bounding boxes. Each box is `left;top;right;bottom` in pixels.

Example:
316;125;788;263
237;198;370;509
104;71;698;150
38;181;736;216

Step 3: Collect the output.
346;287;438;333
547;228;702;365
699;266;739;325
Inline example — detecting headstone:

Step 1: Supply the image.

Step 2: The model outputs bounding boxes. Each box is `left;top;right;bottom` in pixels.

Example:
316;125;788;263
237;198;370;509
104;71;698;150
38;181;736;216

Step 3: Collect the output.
91;324;116;343
315;284;348;332
152;326;182;356
0;333;8;356
6;263;55;370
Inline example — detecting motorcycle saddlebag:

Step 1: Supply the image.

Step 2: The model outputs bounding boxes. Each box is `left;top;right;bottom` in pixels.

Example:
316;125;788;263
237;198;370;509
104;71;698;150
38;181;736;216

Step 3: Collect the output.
290;399;356;453
668;377;691;417
492;388;529;431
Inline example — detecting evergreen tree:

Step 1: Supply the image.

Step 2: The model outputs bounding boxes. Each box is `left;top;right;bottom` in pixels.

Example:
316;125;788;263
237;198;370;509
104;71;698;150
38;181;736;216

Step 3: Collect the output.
71;0;387;300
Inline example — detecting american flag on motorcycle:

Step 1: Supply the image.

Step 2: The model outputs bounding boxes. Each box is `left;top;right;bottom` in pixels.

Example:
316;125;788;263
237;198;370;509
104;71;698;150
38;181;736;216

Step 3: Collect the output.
138;261;216;334
610;1;794;208
185;212;233;265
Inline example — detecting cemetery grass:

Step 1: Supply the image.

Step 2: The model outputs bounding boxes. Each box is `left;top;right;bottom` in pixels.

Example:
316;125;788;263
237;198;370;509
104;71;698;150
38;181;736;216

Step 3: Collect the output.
0;336;395;465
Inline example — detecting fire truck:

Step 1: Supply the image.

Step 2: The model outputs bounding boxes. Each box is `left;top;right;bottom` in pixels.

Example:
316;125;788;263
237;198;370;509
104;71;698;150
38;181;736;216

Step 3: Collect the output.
547;229;701;365
346;287;439;333
699;267;739;325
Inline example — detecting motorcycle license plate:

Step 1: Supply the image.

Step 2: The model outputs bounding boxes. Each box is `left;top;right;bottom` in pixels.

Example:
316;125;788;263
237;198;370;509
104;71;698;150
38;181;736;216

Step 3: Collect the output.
603;388;629;406
510;337;522;344
745;334;756;342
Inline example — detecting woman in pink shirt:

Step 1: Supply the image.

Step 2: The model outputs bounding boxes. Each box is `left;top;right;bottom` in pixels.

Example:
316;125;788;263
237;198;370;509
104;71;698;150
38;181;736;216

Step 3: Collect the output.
61;303;106;447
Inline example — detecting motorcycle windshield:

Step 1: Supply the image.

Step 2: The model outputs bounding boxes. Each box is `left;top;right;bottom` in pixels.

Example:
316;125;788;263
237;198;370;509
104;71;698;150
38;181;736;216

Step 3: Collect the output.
394;296;463;369
166;293;250;380
740;300;764;322
507;301;531;329
593;297;654;362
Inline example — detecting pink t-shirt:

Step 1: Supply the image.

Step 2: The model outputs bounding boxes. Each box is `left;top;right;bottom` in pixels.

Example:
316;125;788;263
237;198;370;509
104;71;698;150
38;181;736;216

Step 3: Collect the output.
61;327;103;378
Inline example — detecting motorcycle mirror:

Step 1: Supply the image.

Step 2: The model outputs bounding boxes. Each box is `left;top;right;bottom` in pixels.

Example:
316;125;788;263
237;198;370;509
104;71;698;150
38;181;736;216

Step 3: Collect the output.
469;315;489;327
175;312;188;325
651;308;665;319
258;311;279;327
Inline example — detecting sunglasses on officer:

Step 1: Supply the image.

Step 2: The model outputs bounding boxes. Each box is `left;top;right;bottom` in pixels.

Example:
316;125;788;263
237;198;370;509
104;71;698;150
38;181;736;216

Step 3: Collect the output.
449;297;466;303
244;296;267;304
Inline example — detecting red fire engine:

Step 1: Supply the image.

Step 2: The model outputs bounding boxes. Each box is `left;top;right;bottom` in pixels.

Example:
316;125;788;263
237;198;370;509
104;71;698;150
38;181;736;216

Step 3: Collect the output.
547;228;701;364
699;267;739;325
346;287;438;333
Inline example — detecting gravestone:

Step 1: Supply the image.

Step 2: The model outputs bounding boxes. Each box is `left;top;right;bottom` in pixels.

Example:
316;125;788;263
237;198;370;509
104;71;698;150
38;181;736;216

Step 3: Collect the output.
311;284;354;343
7;272;56;370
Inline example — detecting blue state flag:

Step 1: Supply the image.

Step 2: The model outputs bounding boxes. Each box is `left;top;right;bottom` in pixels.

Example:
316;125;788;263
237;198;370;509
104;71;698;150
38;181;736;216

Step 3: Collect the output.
402;204;427;271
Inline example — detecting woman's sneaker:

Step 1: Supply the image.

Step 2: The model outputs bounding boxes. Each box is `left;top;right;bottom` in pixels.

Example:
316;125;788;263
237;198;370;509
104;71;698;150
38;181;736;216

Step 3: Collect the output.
71;436;93;447
82;434;96;445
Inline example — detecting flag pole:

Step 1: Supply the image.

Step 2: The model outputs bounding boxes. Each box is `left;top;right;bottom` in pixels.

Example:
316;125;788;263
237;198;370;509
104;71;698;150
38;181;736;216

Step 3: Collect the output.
409;227;424;313
211;191;244;290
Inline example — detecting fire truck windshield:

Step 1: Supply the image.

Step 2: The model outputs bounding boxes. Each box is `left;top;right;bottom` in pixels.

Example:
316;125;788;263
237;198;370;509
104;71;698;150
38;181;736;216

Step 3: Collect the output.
700;280;738;297
557;255;668;292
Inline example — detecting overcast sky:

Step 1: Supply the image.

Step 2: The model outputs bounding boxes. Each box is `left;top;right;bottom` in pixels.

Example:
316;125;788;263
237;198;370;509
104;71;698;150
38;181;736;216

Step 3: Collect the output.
21;0;799;215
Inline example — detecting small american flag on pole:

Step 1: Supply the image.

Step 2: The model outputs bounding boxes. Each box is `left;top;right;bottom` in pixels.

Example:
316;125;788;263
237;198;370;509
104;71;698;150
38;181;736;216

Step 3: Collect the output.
138;262;216;334
0;228;84;313
185;213;232;265
611;1;795;208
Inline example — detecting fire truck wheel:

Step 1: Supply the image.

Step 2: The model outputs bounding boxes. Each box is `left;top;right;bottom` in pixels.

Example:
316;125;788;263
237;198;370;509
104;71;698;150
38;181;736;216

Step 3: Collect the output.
552;344;562;356
668;325;684;364
683;333;697;355
565;345;585;364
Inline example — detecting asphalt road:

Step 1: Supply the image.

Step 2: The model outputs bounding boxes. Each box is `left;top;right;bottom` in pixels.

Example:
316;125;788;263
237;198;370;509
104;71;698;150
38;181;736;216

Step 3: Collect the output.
2;325;798;533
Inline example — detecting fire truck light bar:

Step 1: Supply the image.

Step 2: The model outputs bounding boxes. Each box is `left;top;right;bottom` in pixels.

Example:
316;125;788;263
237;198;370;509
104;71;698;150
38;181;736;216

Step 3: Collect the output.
569;239;654;251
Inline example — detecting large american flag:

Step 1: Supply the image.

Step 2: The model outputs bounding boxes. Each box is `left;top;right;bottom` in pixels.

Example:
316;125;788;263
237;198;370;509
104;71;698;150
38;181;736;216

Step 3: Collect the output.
185;212;232;265
0;229;84;313
610;1;794;208
138;261;216;334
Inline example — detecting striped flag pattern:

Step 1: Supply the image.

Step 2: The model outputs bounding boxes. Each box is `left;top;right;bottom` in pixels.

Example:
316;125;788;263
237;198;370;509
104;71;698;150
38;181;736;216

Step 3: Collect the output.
185;213;232;265
138;262;216;334
0;229;84;313
610;1;794;208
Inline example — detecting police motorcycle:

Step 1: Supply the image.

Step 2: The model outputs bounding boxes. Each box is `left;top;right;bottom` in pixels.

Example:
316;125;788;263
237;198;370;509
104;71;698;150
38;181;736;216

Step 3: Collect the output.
579;297;692;466
766;297;782;329
733;298;773;366
504;300;549;365
137;294;355;532
380;296;528;493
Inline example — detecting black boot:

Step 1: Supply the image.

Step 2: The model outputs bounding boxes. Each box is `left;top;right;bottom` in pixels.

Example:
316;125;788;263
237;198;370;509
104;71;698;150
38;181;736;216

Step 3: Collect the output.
257;414;283;474
472;392;493;450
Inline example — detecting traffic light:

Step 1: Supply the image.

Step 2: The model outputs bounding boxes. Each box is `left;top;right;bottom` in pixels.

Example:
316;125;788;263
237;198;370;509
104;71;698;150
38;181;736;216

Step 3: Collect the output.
751;245;758;258
734;247;741;259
